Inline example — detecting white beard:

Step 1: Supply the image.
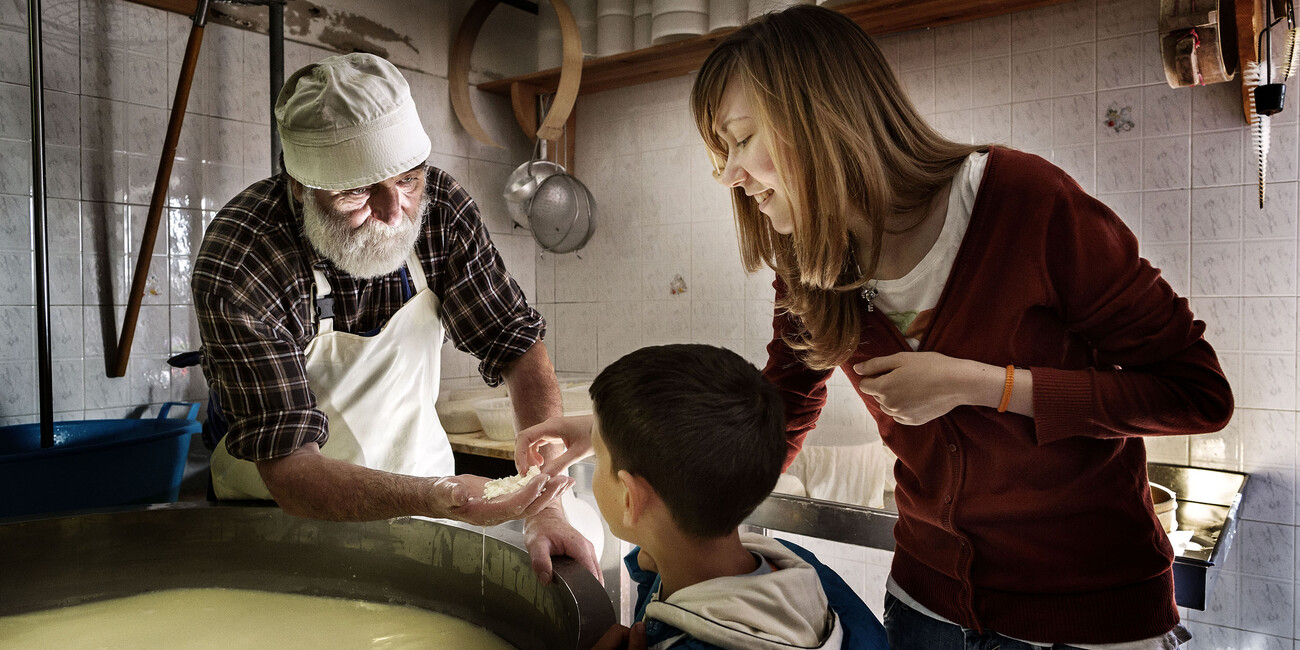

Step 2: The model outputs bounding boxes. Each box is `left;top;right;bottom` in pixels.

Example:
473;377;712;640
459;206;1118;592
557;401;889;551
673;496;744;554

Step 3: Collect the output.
300;189;428;279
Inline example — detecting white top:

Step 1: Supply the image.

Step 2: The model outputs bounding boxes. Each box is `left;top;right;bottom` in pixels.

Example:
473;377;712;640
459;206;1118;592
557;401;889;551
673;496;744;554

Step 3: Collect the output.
871;151;987;349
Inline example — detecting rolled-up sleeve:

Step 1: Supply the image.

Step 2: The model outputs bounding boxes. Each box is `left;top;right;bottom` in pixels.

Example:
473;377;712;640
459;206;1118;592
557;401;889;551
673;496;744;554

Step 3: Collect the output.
764;277;834;470
195;289;328;460
430;173;545;386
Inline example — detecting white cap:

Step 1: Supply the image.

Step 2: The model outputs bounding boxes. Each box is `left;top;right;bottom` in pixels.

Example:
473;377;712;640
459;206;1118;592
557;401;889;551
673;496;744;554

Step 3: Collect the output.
275;53;432;190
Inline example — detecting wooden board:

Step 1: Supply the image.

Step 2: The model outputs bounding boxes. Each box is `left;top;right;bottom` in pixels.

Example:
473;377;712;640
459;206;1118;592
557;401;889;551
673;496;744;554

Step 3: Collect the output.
447;430;516;460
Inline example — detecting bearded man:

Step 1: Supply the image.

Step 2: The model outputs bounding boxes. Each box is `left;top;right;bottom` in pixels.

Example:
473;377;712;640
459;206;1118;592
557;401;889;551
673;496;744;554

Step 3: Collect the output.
192;53;596;583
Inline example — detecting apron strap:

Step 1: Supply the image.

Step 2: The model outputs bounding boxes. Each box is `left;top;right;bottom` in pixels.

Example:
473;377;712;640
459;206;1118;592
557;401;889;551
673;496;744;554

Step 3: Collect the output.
313;255;424;335
312;266;335;334
406;253;429;293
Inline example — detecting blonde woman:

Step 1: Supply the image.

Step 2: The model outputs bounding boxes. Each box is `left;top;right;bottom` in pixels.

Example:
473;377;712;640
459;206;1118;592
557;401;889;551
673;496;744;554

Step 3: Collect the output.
687;5;1232;649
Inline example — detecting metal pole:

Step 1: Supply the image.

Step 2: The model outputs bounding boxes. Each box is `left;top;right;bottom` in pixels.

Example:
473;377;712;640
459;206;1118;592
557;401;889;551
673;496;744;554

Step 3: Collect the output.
269;1;283;174
28;0;53;447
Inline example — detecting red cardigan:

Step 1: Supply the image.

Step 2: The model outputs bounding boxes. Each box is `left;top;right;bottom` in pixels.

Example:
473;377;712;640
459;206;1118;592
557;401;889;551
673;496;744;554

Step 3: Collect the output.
764;147;1233;643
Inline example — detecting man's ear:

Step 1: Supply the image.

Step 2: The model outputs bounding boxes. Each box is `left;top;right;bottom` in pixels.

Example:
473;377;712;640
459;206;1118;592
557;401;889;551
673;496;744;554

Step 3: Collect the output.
289;178;305;203
617;470;656;527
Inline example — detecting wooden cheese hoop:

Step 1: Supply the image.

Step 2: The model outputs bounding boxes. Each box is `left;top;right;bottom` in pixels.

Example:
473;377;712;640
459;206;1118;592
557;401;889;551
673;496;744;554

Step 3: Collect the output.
449;0;583;146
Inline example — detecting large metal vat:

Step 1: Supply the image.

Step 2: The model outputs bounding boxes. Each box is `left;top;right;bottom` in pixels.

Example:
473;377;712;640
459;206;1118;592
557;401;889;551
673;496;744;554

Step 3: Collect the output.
0;504;614;649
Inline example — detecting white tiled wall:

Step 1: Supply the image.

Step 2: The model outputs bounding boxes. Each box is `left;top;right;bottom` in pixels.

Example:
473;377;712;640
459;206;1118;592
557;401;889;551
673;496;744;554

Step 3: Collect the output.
0;0;535;425
546;0;1300;645
7;0;1300;643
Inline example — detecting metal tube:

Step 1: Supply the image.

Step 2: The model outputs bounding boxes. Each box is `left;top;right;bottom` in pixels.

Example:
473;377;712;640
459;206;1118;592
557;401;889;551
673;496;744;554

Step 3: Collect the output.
27;0;53;447
269;1;283;174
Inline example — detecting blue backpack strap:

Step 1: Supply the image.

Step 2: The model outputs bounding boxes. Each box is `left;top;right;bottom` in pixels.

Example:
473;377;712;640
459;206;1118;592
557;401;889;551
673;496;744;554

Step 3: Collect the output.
778;539;890;650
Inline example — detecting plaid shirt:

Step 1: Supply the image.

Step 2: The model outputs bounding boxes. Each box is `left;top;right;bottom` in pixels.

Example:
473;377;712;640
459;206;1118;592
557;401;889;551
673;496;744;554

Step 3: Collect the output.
192;167;544;461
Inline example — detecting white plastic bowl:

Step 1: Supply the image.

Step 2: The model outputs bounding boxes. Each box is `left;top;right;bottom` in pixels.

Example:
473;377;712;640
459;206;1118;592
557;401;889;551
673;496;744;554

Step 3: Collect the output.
561;384;594;415
1150;482;1177;533
708;0;745;31
651;0;706;13
651;10;707;45
435;400;482;434
474;397;517;441
598;0;634;16
435;385;508;434
597;14;634;56
748;0;807;20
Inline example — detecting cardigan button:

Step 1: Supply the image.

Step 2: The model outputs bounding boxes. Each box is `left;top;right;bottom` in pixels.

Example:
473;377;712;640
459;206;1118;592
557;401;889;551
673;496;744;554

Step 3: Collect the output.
947;444;957;452
944;494;952;504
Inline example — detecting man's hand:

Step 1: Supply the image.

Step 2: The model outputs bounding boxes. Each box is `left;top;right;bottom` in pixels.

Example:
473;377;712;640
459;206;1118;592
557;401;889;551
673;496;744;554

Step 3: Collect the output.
524;504;600;586
592;622;646;650
854;352;1004;425
429;472;572;527
514;414;596;475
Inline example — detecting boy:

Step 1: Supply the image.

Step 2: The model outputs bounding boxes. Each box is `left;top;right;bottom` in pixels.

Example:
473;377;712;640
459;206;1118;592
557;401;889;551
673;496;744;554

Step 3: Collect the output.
587;344;888;650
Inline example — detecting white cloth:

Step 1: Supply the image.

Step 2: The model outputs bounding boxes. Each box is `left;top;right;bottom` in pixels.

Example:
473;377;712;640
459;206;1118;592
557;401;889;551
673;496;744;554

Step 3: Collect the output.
645;533;843;650
783;442;892;508
211;253;454;499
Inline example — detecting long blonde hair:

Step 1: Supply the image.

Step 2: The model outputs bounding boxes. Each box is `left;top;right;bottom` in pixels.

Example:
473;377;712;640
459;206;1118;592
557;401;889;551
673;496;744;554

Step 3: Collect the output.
691;5;983;369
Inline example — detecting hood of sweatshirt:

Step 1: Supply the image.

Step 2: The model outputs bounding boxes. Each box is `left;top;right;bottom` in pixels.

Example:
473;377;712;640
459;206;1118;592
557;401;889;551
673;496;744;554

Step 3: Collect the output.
644;533;842;649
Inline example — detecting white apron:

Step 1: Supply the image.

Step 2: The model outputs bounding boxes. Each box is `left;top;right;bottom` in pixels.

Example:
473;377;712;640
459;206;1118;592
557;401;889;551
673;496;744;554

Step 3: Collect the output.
211;253;455;500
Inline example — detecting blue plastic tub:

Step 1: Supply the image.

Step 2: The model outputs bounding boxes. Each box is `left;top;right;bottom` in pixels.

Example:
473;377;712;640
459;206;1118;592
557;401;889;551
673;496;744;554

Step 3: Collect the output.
0;402;201;518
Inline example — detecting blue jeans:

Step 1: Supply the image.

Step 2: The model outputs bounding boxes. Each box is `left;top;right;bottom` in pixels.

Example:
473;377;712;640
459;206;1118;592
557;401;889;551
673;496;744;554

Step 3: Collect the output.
883;592;1084;650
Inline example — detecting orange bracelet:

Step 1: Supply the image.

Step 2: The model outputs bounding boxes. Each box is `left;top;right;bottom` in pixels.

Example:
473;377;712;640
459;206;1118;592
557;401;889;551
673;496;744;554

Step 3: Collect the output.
997;365;1014;413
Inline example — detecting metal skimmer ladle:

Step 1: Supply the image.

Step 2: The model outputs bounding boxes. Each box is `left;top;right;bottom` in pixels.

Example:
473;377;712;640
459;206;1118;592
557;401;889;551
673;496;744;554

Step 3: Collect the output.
528;170;596;254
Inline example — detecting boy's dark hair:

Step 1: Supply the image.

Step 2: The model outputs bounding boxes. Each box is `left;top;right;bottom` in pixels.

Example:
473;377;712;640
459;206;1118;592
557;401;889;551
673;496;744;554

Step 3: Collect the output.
589;344;787;538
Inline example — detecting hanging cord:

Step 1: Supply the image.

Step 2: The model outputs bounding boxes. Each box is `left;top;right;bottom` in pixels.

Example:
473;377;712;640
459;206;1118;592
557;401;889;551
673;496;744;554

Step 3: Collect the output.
1180;28;1204;85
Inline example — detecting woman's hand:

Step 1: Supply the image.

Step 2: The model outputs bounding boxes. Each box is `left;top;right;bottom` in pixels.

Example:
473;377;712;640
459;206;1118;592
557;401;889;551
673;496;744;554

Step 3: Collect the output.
854;352;1005;425
514;414;596;475
429;472;572;526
